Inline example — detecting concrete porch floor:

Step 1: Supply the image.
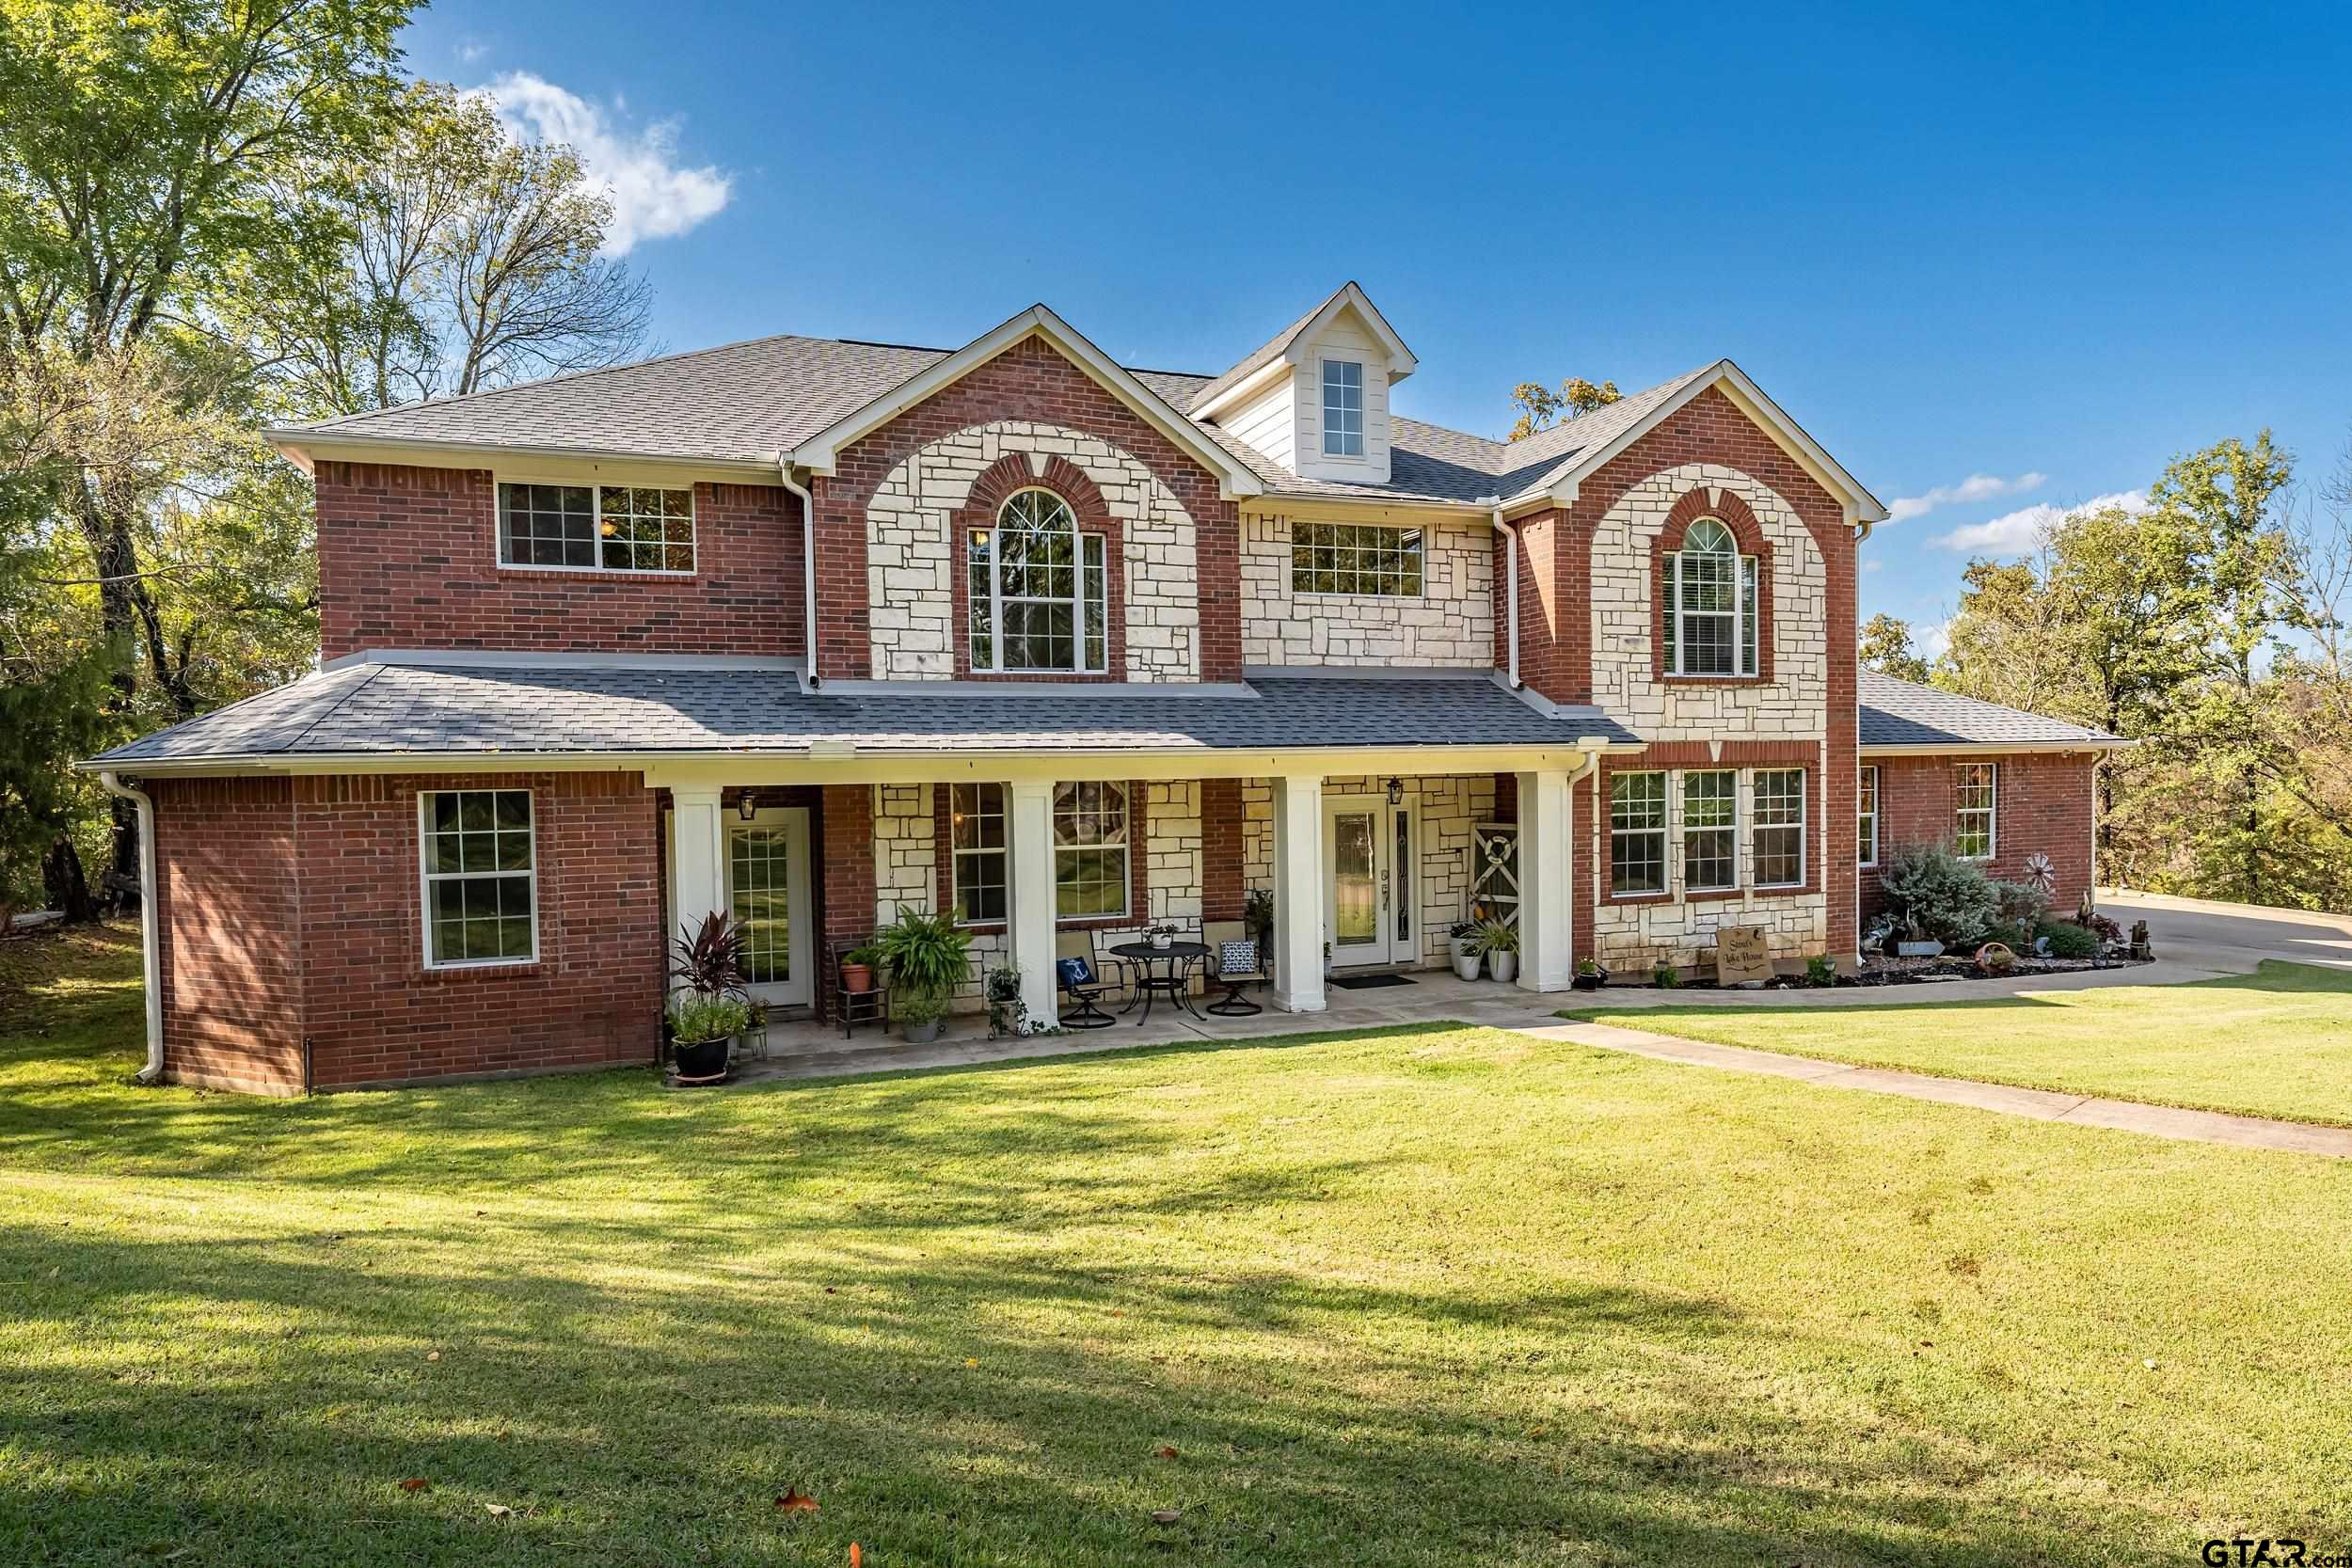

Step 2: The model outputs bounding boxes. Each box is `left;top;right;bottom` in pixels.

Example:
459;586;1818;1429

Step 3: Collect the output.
736;969;1570;1083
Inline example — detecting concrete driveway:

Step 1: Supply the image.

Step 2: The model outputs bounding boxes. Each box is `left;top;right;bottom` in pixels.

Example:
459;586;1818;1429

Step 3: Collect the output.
2099;888;2352;974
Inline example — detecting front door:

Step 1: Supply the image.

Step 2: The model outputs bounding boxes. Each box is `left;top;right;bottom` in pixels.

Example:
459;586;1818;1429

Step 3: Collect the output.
726;806;813;1008
1324;797;1418;967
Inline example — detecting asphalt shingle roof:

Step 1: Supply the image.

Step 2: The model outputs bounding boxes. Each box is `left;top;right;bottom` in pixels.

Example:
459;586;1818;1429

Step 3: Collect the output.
1859;672;2123;749
281;314;1718;510
92;665;1638;766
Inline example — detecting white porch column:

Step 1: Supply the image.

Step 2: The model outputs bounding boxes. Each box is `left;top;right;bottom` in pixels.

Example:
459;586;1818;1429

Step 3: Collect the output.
1269;773;1326;1013
668;786;726;992
1008;779;1059;1027
1516;768;1574;992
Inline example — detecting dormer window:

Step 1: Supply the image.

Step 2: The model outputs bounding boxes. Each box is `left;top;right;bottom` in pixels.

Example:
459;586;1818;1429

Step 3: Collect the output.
1662;517;1759;677
967;488;1108;673
1321;359;1364;457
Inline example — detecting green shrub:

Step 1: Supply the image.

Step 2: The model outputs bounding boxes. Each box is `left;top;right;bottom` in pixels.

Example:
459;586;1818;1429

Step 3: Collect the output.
2037;919;2101;959
1804;954;1836;987
1653;962;1680;989
667;994;751;1044
1878;843;2000;947
1990;879;2051;932
875;904;974;1005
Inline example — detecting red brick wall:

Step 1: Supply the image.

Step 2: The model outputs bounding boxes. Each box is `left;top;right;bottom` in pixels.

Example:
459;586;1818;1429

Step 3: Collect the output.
1862;752;2097;921
1200;779;1245;922
811;335;1243;681
294;771;662;1088
315;462;803;660
147;770;664;1091
149;777;305;1094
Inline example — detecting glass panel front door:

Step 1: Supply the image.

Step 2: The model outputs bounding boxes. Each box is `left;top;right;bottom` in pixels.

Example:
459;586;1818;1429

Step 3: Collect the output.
1332;810;1380;953
1325;797;1417;966
726;807;812;1006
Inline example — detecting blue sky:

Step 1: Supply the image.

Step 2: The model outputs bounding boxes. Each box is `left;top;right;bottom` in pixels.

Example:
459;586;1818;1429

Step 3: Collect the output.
403;1;2352;652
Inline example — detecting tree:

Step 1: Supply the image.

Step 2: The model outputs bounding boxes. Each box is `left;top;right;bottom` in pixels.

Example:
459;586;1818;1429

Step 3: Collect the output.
253;81;654;415
1858;612;1931;683
1507;375;1620;441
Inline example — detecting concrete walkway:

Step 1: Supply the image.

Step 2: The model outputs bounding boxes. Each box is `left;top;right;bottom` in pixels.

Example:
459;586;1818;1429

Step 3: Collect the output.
1514;1016;2352;1158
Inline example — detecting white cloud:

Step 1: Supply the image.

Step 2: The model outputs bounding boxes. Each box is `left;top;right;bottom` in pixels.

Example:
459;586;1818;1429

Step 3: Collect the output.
455;40;489;63
475;71;732;256
1918;617;1953;661
1862;558;1883;574
1931;490;2151;554
1887;471;2048;524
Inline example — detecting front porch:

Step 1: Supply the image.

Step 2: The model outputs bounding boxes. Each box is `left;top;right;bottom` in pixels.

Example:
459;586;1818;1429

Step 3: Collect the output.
730;960;1580;1084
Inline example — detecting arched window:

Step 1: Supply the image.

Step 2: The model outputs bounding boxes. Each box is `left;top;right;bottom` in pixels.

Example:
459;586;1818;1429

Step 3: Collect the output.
1662;517;1758;677
968;489;1108;673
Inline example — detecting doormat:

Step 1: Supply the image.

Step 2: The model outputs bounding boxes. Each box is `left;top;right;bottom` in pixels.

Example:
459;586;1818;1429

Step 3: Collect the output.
1329;973;1417;990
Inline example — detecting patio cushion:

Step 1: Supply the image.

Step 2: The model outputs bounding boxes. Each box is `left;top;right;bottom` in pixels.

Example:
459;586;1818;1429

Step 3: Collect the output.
1056;956;1097;990
1217;941;1259;975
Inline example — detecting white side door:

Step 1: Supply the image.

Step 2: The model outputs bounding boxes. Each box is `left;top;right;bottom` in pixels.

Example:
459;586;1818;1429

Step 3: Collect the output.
726;806;813;1007
1324;797;1418;967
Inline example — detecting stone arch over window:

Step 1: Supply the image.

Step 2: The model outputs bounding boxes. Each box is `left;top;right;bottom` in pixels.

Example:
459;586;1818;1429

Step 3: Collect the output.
951;452;1126;681
1649;484;1774;683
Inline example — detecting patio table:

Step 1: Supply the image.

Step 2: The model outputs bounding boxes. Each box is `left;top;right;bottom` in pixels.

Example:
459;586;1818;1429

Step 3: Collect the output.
1106;940;1211;1025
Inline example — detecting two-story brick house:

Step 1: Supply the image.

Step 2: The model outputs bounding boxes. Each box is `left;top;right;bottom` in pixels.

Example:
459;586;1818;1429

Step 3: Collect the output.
87;284;2123;1092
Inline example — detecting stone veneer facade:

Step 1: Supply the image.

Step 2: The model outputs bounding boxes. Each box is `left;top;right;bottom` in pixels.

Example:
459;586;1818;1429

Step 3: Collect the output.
1239;515;1493;667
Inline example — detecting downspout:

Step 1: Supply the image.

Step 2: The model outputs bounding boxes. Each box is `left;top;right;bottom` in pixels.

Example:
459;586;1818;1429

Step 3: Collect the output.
779;463;820;691
1483;498;1519;688
1568;748;1602;969
97;770;164;1084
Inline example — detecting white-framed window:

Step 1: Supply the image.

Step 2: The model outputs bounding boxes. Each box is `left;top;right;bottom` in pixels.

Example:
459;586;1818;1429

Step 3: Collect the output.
949;783;1008;924
1321;359;1364;457
1053;781;1129;919
1956;762;1997;859
1291;521;1422;596
1682;769;1738;892
419;789;537;968
1661;518;1759;677
496;483;695;574
1610;771;1669;895
967;489;1108;673
1753;768;1806;888
1858;765;1880;867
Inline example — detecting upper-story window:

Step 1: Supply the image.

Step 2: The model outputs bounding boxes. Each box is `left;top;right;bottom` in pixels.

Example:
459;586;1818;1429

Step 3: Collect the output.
1292;522;1422;596
496;483;695;574
1661;518;1758;677
968;489;1108;674
1321;359;1364;457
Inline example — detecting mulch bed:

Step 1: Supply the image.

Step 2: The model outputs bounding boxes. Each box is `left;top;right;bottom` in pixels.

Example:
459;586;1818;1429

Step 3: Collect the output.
1610;951;2155;993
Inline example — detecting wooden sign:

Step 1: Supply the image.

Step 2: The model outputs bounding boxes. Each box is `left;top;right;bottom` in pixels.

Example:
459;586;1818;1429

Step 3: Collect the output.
1713;926;1775;986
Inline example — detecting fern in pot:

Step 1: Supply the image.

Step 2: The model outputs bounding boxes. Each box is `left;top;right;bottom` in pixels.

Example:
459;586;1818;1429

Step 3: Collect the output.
875;904;974;1044
668;911;752;1082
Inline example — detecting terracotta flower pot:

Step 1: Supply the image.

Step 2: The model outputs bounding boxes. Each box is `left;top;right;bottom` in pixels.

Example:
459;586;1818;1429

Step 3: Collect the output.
842;961;874;993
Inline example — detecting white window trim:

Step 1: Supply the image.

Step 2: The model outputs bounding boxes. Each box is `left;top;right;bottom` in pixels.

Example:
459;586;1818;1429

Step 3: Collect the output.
1609;770;1671;898
1681;768;1740;893
1661;526;1759;680
970;489;1109;675
948;783;1009;927
1753;768;1807;890
417;788;540;972
1319;357;1366;463
1957;762;1998;861
495;480;698;578
1052;781;1131;923
1858;765;1880;868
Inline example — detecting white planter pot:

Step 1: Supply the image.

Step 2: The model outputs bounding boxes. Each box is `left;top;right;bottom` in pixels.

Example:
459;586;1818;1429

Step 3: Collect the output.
1453;952;1481;981
1488;951;1518;985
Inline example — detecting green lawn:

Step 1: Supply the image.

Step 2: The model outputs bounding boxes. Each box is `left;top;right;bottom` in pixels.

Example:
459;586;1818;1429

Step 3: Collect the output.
1564;961;2352;1129
5;926;2350;1566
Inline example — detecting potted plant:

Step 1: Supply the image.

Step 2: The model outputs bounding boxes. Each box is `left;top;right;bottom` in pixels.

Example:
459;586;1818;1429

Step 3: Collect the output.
668;911;751;1083
1449;923;1481;980
1472;916;1519;984
1243;887;1275;949
1976;941;2016;974
1324;939;1335;977
1146;922;1179;951
874;904;973;1044
984;962;1026;1038
1572;957;1608;992
839;942;882;993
